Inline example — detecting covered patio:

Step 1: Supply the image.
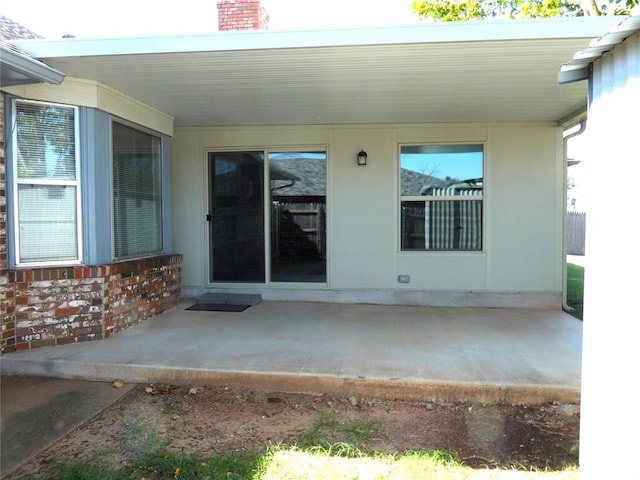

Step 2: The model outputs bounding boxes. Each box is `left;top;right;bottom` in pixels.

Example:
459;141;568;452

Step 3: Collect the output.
1;301;582;405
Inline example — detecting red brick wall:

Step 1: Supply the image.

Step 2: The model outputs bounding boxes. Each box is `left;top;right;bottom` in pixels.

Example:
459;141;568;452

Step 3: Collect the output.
2;254;182;353
218;0;269;31
104;255;182;336
0;96;17;353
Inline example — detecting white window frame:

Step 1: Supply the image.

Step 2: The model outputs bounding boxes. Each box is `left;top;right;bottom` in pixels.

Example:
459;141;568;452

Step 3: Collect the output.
399;143;484;252
11;99;83;267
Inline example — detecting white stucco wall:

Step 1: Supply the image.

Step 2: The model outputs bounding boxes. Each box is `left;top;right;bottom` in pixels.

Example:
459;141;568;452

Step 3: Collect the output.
485;126;563;292
171;123;564;308
329;128;396;289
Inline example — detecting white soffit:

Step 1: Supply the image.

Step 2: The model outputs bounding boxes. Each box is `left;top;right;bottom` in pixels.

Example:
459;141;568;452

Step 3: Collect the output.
11;17;623;127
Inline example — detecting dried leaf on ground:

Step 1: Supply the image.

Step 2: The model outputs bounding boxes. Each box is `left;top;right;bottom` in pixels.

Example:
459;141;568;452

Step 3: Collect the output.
145;385;159;395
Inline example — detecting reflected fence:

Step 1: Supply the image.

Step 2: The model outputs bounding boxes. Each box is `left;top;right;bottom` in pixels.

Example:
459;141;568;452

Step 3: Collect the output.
271;201;326;261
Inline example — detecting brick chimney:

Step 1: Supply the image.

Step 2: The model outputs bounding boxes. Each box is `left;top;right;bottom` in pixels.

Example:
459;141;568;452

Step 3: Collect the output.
217;0;269;31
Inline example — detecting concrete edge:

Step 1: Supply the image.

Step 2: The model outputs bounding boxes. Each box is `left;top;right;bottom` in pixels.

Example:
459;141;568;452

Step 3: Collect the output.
183;287;563;309
2;359;580;406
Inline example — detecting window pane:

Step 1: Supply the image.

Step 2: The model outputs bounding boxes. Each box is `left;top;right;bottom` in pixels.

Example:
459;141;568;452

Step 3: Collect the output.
400;144;483;195
401;201;426;250
16;101;76;180
400;144;483;251
112;123;163;259
401;199;482;251
269;152;326;283
18;185;78;262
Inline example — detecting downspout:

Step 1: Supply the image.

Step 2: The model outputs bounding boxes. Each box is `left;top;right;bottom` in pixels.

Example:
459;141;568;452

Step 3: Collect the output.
562;120;587;313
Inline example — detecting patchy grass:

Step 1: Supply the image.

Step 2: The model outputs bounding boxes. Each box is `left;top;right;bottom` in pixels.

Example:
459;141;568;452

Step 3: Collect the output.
296;411;384;449
42;445;581;480
122;417;169;457
260;446;581;479
131;450;259;479
37;410;580;480
45;451;259;480
35;410;580;479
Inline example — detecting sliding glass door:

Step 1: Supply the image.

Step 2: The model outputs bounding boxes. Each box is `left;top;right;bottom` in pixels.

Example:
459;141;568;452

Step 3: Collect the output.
208;150;326;284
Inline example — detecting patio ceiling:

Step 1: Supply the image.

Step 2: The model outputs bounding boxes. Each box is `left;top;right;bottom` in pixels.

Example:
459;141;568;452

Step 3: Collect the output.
9;17;621;128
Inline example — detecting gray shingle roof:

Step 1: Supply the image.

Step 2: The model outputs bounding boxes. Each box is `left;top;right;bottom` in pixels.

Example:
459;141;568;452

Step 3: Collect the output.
0;15;43;41
401;169;445;196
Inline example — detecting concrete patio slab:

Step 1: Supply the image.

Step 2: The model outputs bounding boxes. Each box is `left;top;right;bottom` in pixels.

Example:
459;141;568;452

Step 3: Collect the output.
1;301;582;405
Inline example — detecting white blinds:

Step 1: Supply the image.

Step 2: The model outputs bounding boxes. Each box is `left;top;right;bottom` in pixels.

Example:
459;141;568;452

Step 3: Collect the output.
112;122;163;259
18;185;78;262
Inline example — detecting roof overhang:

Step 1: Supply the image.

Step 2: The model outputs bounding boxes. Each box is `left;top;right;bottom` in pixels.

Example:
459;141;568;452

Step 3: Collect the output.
8;16;623;128
559;15;640;84
0;43;65;87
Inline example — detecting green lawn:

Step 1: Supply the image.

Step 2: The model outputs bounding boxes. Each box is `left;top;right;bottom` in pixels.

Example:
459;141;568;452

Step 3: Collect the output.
566;262;584;320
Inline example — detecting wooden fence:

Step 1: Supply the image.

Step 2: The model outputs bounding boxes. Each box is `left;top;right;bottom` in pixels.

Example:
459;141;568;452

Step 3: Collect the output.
567;211;586;255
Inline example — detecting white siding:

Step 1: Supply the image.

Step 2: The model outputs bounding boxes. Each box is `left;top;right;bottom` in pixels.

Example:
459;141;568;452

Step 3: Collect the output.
580;31;640;478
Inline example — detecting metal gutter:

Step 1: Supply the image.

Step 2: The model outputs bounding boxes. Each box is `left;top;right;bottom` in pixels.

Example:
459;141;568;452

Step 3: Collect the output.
562;121;587;314
559;15;640;84
0;43;65;87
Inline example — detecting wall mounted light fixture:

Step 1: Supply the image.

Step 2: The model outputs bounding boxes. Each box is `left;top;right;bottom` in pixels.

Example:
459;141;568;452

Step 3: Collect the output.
357;150;368;166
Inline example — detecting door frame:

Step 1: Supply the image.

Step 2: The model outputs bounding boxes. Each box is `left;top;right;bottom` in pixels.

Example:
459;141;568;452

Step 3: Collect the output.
204;146;329;288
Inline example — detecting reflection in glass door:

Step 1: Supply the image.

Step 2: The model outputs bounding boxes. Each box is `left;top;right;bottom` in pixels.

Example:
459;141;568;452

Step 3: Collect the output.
208;152;265;282
269;152;326;283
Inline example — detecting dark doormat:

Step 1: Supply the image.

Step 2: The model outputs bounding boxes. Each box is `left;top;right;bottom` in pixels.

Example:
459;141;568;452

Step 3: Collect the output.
186;303;250;312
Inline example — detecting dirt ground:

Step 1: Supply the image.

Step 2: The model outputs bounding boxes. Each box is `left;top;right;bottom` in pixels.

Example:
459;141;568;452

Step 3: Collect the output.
9;383;580;478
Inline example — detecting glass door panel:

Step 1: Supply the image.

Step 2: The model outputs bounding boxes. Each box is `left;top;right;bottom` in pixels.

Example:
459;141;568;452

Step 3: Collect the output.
269;152;326;283
208;152;265;283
